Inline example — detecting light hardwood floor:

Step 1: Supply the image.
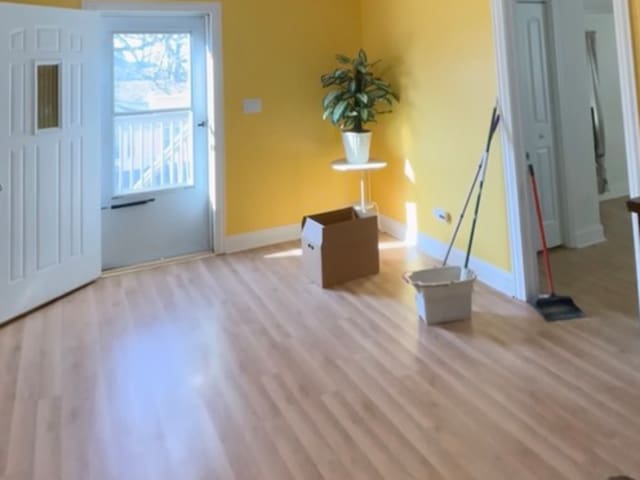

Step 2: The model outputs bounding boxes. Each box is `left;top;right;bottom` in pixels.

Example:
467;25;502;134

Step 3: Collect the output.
2;235;640;480
544;197;638;318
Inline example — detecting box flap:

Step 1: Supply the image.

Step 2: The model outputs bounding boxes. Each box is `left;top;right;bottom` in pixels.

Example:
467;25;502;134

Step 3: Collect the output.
301;218;325;246
301;207;359;246
301;208;357;229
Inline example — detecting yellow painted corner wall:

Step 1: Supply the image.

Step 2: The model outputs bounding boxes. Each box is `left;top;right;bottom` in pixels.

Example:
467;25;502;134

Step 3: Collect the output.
362;0;511;271
215;0;363;235
631;2;640;97
12;0;362;236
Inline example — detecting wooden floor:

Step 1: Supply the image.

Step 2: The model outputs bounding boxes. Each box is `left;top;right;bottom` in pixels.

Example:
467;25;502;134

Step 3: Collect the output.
2;235;640;479
544;196;638;318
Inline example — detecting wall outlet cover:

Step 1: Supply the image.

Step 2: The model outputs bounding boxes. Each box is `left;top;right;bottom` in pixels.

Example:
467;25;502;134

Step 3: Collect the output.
243;98;262;114
434;208;452;223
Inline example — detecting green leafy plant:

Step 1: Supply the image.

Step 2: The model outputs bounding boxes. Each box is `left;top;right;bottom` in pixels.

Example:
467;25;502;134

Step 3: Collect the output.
321;49;399;132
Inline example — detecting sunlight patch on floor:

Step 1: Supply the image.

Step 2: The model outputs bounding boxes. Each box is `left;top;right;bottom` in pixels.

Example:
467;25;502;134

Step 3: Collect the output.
264;248;303;259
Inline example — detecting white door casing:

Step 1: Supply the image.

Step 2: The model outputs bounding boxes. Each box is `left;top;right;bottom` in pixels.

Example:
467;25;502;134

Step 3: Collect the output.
85;0;226;258
0;3;101;325
515;1;563;249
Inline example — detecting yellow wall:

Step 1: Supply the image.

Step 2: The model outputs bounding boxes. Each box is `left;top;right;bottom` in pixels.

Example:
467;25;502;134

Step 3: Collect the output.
362;0;511;270
8;0;640;267
216;0;362;235
12;0;362;236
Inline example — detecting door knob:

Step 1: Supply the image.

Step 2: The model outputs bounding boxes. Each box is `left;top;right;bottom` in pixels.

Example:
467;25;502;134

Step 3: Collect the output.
197;120;207;128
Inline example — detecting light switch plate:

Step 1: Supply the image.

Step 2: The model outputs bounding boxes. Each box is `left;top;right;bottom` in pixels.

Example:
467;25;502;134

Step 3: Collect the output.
243;98;262;114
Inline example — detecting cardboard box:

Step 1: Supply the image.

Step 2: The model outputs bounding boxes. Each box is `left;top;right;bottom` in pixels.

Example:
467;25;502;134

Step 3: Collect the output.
301;208;379;287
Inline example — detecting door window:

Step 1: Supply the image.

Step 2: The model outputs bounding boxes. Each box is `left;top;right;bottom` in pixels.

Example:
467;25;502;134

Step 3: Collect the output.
35;61;62;132
112;32;195;196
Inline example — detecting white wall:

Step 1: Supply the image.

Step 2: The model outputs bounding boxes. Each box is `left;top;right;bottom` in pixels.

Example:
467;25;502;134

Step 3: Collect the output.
584;9;630;200
584;0;614;13
548;0;605;247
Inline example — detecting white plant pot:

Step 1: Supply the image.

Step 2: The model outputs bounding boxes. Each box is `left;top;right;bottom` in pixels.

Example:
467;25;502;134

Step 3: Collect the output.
342;131;372;164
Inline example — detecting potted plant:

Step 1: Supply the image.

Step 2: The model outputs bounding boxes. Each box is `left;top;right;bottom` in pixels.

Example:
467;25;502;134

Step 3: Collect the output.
321;49;399;164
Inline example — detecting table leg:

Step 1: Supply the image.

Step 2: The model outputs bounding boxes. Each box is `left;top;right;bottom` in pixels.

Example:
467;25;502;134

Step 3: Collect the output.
360;171;367;213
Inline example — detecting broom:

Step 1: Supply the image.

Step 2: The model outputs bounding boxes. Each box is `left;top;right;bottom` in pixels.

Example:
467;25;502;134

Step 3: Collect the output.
528;164;585;321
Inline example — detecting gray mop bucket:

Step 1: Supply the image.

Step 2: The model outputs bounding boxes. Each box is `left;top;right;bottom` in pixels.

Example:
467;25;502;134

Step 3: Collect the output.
403;266;476;325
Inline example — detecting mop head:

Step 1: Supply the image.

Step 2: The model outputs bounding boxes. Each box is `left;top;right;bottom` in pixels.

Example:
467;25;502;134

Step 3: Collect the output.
534;294;585;322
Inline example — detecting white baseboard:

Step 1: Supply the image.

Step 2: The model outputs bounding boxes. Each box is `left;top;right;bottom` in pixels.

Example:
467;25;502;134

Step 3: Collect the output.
599;182;629;202
574;223;607;248
224;216;515;297
380;215;515;297
224;224;300;254
378;215;407;241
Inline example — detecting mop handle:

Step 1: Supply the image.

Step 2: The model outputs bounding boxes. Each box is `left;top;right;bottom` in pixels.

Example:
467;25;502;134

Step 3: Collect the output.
443;154;484;266
528;164;555;294
444;105;499;267
464;112;501;269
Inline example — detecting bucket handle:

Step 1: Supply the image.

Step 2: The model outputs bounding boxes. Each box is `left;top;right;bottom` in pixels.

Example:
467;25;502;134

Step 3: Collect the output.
402;271;473;288
403;272;438;287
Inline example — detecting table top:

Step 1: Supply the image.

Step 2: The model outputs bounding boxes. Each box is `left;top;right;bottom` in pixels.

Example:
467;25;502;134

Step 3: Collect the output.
627;197;640;214
331;159;388;172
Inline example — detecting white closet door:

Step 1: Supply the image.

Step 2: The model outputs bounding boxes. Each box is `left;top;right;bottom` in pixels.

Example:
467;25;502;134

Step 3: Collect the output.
516;1;563;248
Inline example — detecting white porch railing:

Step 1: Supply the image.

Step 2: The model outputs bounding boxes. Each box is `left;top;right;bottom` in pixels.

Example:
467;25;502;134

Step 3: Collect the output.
113;110;194;196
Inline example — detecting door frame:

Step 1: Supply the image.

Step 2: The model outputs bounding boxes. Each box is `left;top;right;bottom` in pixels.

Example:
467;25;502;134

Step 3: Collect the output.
491;0;640;309
84;0;226;254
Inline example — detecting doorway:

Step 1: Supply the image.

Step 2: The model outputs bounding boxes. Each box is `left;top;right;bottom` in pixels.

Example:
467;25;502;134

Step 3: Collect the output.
514;0;630;252
100;14;211;269
543;0;636;316
85;0;226;269
493;0;640;314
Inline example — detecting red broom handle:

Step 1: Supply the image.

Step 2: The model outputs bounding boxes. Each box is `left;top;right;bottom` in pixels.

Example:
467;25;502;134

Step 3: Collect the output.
528;164;555;294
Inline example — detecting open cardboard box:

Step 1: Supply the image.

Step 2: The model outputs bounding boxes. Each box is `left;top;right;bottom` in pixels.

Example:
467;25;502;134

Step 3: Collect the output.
301;207;379;288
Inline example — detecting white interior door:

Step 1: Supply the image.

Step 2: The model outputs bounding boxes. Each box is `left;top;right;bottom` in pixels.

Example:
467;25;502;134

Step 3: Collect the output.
516;0;563;249
101;15;210;270
0;3;101;325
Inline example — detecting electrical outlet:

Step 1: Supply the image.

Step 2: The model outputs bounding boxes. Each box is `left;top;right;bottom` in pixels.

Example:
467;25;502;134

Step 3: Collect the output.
434;208;452;224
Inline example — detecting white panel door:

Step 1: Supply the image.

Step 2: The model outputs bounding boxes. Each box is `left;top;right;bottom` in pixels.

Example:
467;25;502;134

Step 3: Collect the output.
0;4;101;325
516;1;563;248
